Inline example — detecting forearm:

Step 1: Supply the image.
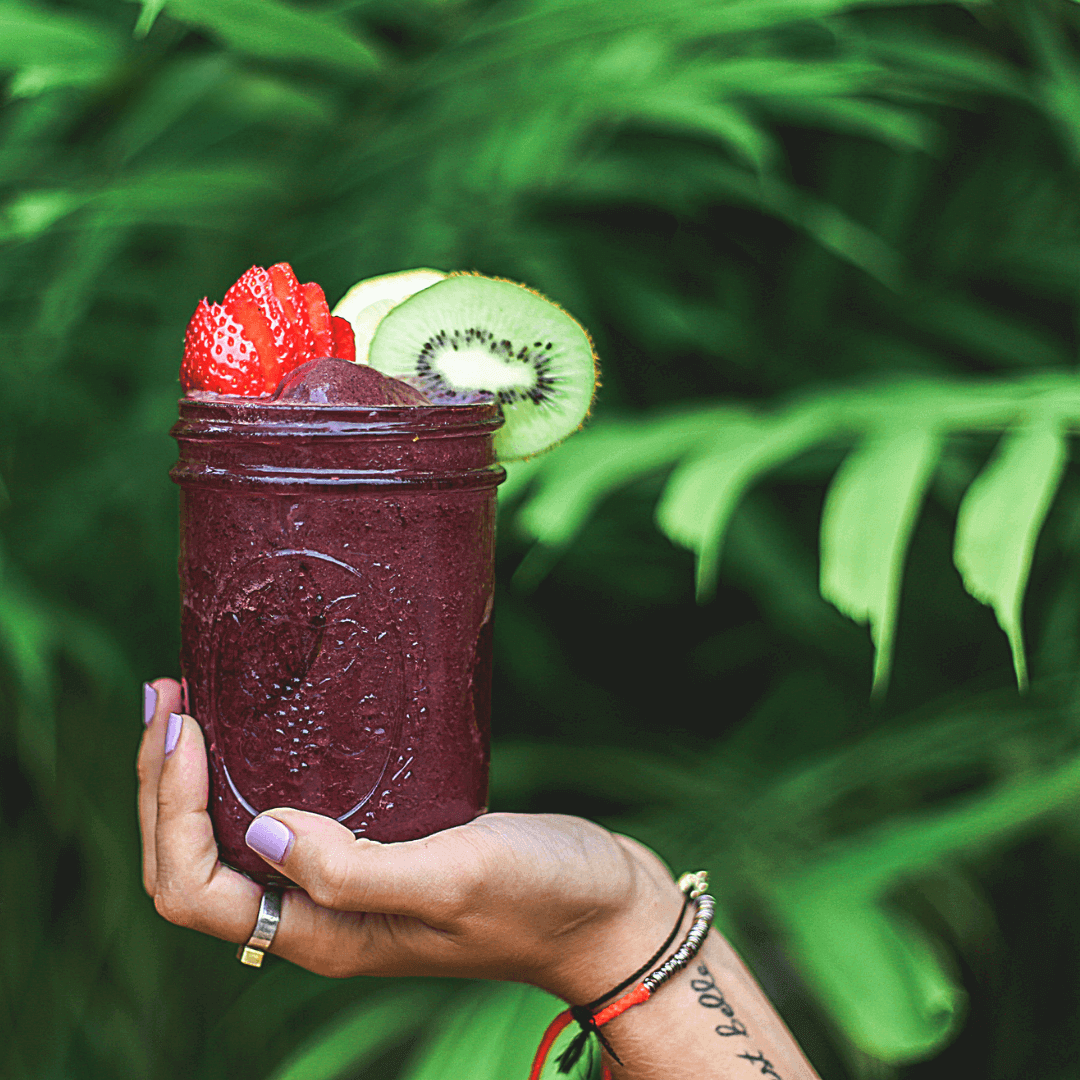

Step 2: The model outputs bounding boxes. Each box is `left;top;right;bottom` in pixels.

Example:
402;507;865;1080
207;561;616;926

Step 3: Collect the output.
599;929;820;1080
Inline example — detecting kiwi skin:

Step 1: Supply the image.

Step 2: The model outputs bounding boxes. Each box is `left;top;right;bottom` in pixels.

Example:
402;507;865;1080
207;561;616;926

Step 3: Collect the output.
368;271;600;460
452;271;601;457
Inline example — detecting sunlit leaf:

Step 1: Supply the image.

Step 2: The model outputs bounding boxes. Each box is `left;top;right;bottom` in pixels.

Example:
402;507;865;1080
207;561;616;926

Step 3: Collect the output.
133;0;167;38
0;1;120;95
268;984;444;1080
771;745;1080;1059
820;427;942;694
625;90;777;169
776;894;962;1062
400;983;569;1080
513;409;733;586
0;190;83;241
164;0;378;73
656;410;828;598
954;418;1068;689
773;96;939;152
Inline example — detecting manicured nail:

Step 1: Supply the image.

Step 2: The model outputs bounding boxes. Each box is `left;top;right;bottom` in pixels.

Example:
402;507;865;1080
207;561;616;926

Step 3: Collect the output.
246;816;293;864
165;713;183;757
143;683;157;726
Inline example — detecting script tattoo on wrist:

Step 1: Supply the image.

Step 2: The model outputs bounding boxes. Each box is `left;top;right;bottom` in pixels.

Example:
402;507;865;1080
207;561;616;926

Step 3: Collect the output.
737;1051;783;1079
690;963;748;1036
692;964;784;1078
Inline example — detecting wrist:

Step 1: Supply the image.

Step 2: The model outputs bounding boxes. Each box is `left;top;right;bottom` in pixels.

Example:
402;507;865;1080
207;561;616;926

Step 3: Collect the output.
540;844;687;1005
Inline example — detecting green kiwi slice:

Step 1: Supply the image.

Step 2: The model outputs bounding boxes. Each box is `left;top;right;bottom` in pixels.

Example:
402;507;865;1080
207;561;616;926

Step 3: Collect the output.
367;273;598;460
332;268;447;362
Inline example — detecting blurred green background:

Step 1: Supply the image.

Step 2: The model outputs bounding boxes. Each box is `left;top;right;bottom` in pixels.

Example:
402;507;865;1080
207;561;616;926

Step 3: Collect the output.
5;0;1080;1077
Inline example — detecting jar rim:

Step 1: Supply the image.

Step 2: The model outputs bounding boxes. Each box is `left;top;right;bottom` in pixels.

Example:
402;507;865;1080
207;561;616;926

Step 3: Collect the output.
173;395;504;440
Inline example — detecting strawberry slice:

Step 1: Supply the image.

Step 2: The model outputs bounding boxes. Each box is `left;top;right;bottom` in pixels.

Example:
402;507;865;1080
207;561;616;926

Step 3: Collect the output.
267;263;317;357
182;261;354;397
330;315;356;362
180;299;265;396
300;281;334;357
224;265;301;387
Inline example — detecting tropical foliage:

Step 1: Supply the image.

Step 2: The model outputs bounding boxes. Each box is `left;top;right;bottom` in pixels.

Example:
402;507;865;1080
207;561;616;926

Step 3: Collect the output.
4;0;1080;1078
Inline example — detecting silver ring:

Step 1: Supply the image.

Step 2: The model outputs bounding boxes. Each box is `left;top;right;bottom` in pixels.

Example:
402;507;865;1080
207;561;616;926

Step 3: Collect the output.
237;886;283;967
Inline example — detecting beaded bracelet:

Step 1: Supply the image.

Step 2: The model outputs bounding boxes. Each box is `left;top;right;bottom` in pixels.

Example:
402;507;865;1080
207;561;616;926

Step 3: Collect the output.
527;871;715;1080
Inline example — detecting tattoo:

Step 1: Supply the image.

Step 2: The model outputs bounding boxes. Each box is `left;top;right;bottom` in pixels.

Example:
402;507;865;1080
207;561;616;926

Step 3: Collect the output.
693;964;784;1078
737;1051;783;1079
690;964;748;1035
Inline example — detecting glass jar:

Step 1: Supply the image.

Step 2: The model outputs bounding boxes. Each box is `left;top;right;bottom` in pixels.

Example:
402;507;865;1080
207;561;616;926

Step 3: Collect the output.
171;396;504;883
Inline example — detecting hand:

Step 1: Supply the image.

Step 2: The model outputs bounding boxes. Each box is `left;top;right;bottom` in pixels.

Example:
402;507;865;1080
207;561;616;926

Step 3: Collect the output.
137;678;682;1001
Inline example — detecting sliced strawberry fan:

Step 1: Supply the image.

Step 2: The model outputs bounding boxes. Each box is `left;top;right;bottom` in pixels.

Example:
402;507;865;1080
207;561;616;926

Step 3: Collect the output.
182;262;353;396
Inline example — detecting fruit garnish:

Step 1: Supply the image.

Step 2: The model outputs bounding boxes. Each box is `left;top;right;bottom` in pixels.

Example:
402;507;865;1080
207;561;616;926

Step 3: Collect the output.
331;268;447;363
272;357;430;406
180;299;266;397
182;262;350;396
300;281;334;357
223;265;299;387
363;273;598;460
330;316;356;363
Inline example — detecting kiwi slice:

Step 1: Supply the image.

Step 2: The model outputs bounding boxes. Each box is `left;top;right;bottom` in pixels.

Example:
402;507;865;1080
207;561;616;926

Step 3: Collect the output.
368;273;598;460
331;268;447;363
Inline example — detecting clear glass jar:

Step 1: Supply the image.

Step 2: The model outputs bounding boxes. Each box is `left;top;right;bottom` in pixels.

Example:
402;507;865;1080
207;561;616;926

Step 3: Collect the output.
171;396;503;883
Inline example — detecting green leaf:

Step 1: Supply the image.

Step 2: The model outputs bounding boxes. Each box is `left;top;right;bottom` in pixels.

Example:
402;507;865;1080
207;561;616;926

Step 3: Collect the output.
0;570;54;780
820;427;942;694
164;0;378;73
513;409;732;585
400;983;568;1080
133;0;167;38
771;96;939;153
771;745;1080;1060
268;984;443;1080
0;190;83;242
0;1;120;94
624;89;777;170
776;894;963;1063
656;410;828;598
953;419;1068;689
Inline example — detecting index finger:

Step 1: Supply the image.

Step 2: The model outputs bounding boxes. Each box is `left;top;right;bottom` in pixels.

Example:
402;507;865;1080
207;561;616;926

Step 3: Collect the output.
136;678;184;896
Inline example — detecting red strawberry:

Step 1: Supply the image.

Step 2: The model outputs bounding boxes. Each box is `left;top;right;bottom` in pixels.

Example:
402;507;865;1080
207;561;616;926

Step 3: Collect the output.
267;263;317;357
180;299;265;396
330;315;356;362
300;281;334;356
182;261;352;397
224;265;301;386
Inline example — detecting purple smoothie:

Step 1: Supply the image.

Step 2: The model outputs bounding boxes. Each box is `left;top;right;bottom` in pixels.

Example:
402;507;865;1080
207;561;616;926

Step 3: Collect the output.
171;361;504;883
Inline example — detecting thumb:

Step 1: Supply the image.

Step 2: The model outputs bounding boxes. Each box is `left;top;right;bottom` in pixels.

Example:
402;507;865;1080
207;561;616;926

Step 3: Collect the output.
244;809;474;922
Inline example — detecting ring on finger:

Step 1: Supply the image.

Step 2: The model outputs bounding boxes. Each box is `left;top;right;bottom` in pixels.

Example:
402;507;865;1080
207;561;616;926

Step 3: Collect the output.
237;886;283;967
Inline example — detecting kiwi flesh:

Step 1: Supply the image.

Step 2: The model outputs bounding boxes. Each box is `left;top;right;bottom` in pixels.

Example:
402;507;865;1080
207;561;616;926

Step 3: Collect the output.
367;273;597;460
331;268;447;363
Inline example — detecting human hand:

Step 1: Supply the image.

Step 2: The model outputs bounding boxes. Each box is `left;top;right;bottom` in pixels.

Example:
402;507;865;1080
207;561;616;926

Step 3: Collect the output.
137;677;682;1002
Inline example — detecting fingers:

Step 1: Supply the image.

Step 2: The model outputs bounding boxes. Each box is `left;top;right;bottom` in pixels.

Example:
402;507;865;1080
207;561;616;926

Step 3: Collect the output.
139;692;467;979
152;712;265;941
245;808;483;925
146;711;379;974
136;678;183;896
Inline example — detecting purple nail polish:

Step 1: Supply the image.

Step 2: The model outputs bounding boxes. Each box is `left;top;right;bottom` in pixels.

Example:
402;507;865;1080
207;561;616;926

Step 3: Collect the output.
246;816;293;864
143;683;157;726
165;712;183;757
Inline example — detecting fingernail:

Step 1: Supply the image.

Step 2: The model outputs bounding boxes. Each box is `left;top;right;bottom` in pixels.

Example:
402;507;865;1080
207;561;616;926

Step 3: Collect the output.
246;816;293;864
165;713;183;757
143;683;157;726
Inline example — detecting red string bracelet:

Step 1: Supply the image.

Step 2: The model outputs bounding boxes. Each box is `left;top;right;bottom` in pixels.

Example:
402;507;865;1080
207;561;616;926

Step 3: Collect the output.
526;872;714;1080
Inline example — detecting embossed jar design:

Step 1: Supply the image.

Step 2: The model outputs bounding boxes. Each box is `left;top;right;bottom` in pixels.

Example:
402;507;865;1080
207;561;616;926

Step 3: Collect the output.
171;397;504;883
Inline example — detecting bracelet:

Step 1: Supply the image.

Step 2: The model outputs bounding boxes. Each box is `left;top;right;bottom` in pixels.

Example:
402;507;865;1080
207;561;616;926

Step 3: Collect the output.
526;871;714;1080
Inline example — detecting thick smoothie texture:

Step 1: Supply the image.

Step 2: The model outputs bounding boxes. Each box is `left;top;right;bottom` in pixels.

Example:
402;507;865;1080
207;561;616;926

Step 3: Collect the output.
170;389;503;883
